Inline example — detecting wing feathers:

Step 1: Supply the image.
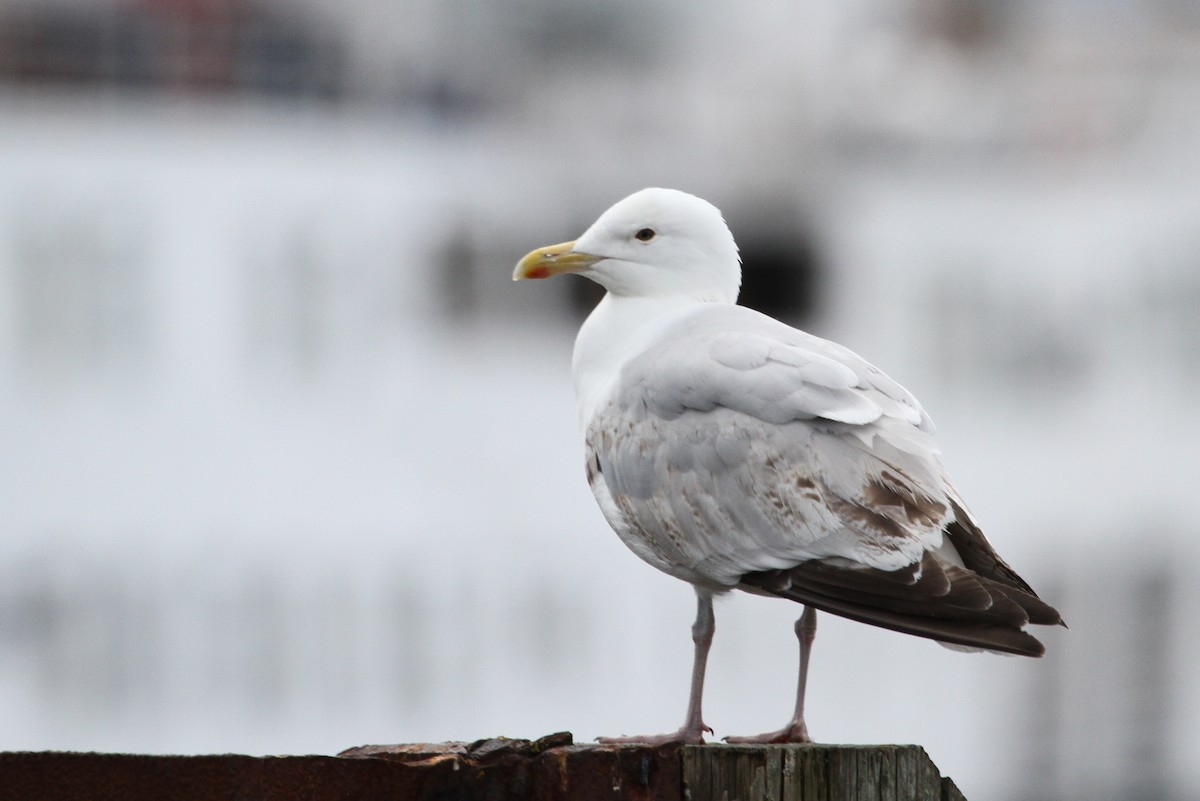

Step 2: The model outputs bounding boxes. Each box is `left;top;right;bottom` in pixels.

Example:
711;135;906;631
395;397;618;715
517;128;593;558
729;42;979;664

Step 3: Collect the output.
587;303;1062;655
740;551;1061;656
768;588;1048;656
625;307;912;428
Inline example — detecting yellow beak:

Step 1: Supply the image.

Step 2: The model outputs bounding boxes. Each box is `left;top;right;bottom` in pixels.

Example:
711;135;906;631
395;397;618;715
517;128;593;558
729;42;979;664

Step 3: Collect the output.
513;240;603;281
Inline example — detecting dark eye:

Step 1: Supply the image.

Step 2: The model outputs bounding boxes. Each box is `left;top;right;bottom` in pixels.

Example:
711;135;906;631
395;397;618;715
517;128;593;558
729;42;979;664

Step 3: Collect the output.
635;228;656;242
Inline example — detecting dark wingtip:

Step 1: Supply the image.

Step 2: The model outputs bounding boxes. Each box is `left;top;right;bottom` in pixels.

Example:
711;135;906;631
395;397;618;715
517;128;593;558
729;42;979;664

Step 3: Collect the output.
739;557;1062;657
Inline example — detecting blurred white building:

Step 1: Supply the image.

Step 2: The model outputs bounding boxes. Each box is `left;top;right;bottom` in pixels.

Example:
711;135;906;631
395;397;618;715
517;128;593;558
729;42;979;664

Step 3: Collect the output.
1;2;1198;800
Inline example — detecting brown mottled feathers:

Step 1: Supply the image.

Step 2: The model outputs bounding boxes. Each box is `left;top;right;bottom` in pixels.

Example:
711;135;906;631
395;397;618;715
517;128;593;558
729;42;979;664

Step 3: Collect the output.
942;500;1039;594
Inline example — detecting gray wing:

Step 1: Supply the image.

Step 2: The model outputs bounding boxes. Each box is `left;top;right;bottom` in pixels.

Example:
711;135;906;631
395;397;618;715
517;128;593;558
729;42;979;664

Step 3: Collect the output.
585;304;1061;655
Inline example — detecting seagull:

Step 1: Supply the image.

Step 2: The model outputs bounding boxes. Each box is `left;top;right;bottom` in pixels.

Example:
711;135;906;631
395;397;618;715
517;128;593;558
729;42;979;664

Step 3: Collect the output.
513;187;1062;744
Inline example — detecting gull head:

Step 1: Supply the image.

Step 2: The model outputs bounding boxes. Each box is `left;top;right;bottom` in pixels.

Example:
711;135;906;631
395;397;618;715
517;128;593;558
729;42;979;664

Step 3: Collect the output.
514;187;741;303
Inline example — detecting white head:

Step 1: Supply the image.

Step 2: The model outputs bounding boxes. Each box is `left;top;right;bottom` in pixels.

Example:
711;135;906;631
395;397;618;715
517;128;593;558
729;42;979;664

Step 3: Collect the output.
514;188;741;303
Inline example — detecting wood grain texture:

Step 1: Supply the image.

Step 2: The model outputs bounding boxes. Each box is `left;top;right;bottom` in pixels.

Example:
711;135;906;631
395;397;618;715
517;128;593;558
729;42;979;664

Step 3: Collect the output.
682;744;957;801
0;738;968;801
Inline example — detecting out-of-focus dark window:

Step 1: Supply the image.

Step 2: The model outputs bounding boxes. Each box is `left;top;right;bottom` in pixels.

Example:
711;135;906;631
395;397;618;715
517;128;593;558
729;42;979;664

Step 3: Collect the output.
0;2;343;99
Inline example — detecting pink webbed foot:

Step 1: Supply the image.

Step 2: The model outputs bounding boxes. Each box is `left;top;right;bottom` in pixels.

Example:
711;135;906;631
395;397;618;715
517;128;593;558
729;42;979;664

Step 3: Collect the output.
724;721;812;744
598;723;712;745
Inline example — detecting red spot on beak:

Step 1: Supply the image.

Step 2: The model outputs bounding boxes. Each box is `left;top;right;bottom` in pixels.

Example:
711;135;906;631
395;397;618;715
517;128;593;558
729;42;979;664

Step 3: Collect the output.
527;265;551;279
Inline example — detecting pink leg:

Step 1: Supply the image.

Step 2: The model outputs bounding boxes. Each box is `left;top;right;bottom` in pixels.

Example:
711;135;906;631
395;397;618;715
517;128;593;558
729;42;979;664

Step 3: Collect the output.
599;590;715;745
726;605;817;744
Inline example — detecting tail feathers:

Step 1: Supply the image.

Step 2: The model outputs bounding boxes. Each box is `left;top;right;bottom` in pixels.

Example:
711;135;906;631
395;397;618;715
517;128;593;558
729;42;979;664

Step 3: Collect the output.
739;552;1062;657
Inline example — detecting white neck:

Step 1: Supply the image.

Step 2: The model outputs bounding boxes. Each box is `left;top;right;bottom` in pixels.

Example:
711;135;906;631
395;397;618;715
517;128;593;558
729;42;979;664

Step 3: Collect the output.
572;293;709;430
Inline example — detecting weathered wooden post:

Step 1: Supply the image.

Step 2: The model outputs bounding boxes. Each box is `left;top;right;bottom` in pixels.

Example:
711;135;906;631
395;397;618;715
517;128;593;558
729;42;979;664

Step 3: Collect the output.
0;734;969;800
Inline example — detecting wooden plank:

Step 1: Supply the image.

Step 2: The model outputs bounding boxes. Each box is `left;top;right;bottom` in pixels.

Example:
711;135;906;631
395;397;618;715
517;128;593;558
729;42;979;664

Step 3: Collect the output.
0;738;967;801
682;744;783;800
941;776;969;801
682;744;959;801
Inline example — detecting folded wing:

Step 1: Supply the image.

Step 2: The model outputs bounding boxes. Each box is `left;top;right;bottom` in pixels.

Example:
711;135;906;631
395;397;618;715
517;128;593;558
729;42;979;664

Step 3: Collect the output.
585;304;1061;652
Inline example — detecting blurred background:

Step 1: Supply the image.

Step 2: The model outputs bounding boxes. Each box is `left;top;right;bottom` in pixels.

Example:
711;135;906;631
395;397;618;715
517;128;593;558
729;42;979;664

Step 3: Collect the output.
1;1;1198;799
